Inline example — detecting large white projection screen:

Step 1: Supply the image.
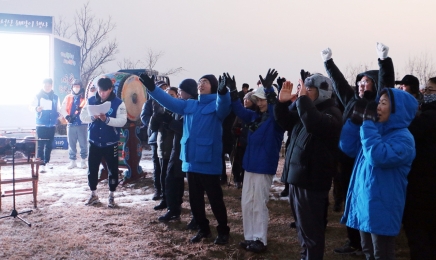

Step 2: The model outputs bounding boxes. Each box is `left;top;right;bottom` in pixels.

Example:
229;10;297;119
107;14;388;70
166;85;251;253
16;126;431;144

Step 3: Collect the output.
0;33;50;130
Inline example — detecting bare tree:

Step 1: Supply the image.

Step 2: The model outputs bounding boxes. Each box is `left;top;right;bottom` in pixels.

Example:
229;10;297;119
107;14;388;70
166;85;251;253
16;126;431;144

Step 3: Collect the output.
403;52;436;86
53;16;73;39
143;49;184;76
344;62;373;86
117;58;143;70
53;2;118;86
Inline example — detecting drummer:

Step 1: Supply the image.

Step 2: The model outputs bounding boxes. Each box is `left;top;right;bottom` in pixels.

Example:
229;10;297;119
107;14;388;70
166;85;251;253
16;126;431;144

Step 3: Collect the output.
80;77;127;208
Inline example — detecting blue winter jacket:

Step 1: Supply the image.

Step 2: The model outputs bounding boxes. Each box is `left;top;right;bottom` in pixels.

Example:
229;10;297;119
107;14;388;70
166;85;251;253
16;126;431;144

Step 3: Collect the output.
147;87;231;175
231;101;284;175
340;88;418;236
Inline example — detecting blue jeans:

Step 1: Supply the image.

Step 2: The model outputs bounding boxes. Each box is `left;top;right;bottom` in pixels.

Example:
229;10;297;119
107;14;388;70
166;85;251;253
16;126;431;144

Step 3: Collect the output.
67;124;88;160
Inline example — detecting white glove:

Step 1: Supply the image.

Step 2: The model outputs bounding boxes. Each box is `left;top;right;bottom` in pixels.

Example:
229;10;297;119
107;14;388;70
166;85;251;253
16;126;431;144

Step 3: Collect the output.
321;48;332;62
376;42;389;60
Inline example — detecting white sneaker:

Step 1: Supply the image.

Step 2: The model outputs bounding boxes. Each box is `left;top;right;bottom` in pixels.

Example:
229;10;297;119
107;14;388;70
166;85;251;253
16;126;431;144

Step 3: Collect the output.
108;195;115;208
80;159;88;169
40;165;46;173
67;160;77;169
85;194;100;205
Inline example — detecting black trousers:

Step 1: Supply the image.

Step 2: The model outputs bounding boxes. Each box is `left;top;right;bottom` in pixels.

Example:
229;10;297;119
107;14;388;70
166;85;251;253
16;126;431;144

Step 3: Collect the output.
165;170;184;214
231;146;245;183
36;126;56;165
187;172;230;235
88;142;119;192
404;223;436;260
290;185;329;260
159;158;169;197
150;144;162;191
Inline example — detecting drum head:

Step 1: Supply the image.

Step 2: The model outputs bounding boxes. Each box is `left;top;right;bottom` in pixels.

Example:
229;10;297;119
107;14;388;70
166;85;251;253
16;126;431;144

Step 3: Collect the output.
117;75;147;122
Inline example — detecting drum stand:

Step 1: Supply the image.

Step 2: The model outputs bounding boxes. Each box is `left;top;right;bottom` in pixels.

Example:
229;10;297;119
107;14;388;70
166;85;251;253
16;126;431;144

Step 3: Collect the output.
0;138;32;227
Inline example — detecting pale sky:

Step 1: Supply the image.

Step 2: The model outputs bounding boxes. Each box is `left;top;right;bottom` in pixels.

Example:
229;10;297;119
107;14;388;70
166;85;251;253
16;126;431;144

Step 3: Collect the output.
2;0;436;89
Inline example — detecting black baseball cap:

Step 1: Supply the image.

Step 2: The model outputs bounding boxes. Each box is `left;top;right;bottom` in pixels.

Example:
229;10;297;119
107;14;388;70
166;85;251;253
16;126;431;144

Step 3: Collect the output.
395;75;419;88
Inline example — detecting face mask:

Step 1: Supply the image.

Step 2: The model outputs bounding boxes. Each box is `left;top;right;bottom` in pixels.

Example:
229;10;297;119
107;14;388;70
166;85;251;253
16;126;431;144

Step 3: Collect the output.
423;93;436;104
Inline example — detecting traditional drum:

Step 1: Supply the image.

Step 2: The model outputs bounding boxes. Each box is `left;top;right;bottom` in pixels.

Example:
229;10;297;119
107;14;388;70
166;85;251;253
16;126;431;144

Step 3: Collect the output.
87;72;150;184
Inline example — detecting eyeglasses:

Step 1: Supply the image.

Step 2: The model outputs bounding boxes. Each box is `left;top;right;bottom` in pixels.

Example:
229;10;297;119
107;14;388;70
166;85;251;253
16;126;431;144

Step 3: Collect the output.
424;87;436;93
357;80;369;87
198;79;209;86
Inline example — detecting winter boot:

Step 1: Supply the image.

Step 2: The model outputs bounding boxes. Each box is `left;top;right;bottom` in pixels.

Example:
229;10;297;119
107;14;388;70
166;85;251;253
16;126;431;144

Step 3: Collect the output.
80;159;88;169
67;160;77;169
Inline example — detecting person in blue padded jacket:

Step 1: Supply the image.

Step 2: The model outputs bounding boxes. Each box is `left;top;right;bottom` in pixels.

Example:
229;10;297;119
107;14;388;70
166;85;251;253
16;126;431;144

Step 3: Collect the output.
340;87;418;259
224;70;284;253
138;72;232;245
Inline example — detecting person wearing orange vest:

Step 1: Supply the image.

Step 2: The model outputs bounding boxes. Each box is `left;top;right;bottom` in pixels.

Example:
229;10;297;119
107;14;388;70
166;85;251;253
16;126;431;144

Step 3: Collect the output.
60;79;88;169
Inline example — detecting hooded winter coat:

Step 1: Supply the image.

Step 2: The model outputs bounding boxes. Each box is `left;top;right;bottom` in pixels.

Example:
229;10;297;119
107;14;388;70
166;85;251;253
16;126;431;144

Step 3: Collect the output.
147;87;231;175
340;88;418;236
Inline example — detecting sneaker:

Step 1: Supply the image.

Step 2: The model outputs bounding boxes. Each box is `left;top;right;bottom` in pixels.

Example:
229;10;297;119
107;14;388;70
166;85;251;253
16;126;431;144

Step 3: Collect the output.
158;211;180;222
107;195;115;208
190;230;211;243
239;240;254;249
152;190;162;201
67;160;77;169
85;194;100;205
80;159;88;169
333;241;363;255
46;163;53;169
153;200;167;210
186;218;199;230
247;240;267;253
214;234;229;245
39;165;46;173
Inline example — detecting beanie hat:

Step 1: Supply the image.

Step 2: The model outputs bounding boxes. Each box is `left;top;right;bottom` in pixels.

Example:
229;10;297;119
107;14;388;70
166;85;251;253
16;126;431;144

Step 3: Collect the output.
199;74;218;94
179;78;198;99
243;91;257;103
253;86;278;100
155;80;168;89
304;73;333;104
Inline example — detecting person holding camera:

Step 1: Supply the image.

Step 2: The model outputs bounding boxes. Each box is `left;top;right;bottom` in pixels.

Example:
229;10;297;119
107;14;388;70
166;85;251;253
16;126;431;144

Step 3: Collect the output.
60;79;88;169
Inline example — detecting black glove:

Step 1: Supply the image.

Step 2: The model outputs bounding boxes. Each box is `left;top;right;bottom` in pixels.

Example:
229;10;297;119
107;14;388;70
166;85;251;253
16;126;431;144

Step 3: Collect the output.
139;73;156;92
161;109;173;125
300;69;311;82
65;115;72;123
265;86;277;104
224;73;238;101
363;101;378;122
259;68;278;88
276;77;286;93
217;75;228;95
362;90;376;101
350;99;368;125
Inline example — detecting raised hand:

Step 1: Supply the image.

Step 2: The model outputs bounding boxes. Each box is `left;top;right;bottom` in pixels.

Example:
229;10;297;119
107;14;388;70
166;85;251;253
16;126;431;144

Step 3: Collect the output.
376;42;389;60
350;99;368;125
217;74;228;95
139;73;156;91
259;69;278;88
363;101;378;122
277;77;286;92
278;81;297;103
298;79;307;97
224;73;237;93
321;47;332;62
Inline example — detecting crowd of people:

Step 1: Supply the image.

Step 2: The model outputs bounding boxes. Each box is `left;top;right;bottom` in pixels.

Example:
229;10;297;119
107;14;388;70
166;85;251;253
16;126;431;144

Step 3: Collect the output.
30;42;436;259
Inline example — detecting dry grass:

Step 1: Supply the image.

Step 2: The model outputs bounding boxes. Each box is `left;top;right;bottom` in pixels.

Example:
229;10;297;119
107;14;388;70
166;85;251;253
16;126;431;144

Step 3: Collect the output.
0;149;410;259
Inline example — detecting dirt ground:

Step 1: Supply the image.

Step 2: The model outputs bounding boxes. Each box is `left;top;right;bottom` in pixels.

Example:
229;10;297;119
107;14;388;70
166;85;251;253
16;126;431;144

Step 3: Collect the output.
0;148;410;259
